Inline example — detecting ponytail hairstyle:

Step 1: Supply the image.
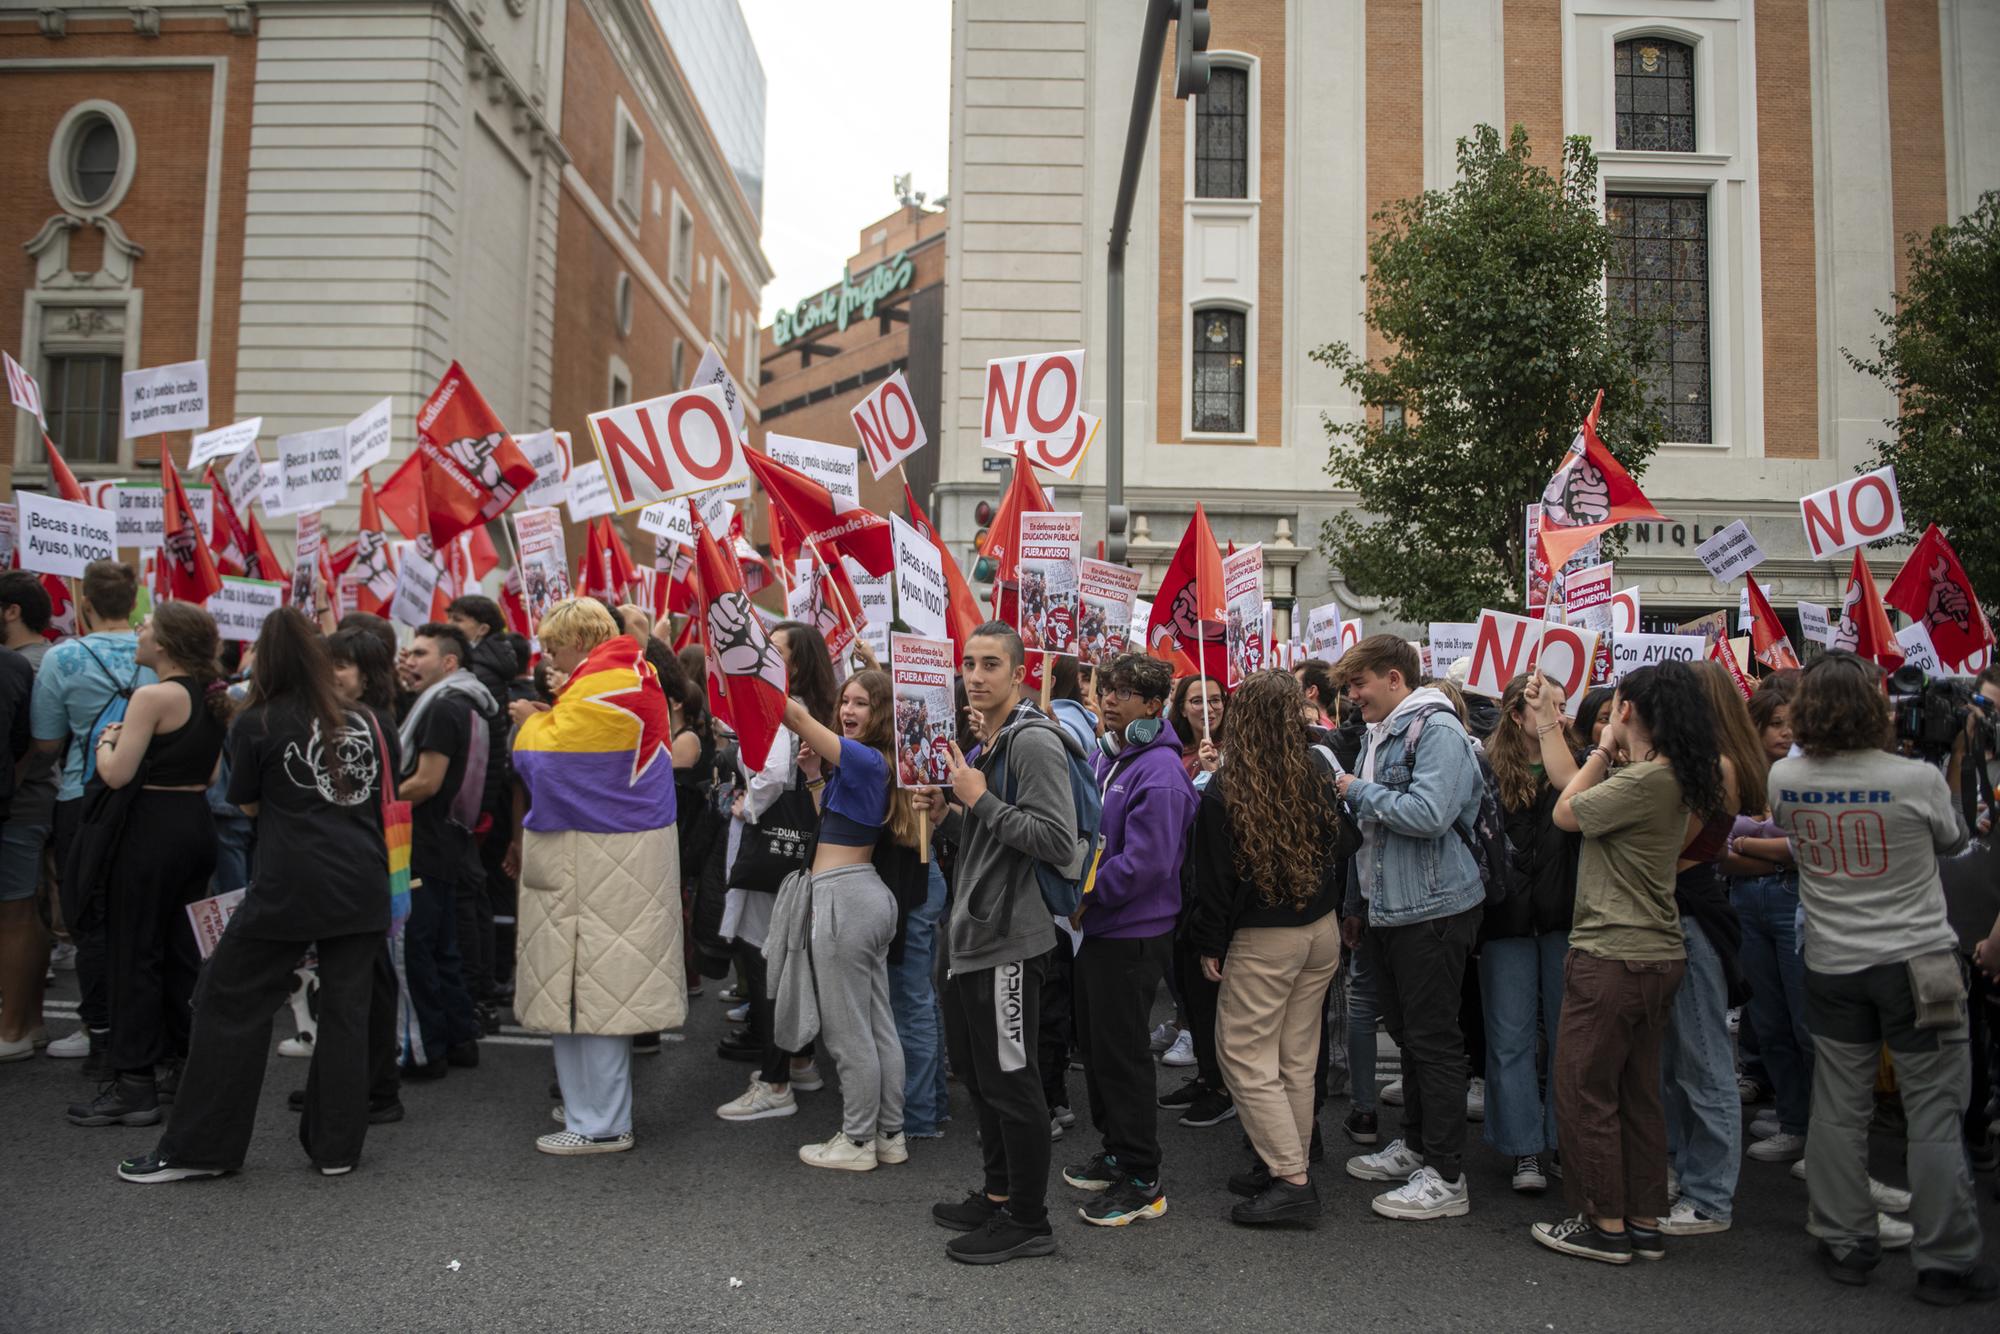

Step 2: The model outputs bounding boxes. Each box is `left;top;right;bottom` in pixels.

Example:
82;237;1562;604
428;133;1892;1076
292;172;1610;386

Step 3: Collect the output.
1615;662;1728;826
249;606;353;797
149;600;231;724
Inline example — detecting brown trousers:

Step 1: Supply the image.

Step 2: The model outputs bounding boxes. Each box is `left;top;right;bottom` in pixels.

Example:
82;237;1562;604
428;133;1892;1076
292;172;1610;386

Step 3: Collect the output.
1216;912;1343;1177
1552;949;1685;1222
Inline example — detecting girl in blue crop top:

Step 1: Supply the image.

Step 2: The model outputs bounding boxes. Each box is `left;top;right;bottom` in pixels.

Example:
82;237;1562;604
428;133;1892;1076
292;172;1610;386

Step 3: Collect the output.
783;674;893;866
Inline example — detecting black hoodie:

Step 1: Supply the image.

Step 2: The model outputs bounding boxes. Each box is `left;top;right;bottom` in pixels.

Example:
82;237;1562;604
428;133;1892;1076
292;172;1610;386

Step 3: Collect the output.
467;633;520;815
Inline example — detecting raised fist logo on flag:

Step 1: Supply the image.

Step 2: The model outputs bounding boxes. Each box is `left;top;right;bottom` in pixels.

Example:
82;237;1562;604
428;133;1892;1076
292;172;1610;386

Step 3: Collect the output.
1924;556;1973;637
445;430;521;508
706;591;784;690
1541;456;1612;528
1886;523;1992;670
1534;390;1666;572
1829;577;1863;651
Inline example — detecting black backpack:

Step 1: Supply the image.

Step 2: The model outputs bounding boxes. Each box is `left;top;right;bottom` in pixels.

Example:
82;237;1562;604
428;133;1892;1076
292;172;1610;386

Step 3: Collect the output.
1397;705;1517;908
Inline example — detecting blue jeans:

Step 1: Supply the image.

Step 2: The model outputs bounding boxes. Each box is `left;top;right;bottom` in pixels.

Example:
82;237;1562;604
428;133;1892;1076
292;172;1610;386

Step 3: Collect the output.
211;814;254;896
888;859;950;1134
1732;872;1811;1133
1662;918;1741;1220
1480;933;1566;1156
1346;933;1380;1111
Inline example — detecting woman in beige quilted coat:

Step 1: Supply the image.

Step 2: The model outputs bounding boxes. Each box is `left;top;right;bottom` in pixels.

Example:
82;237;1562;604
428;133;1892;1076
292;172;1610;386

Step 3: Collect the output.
507;599;685;1156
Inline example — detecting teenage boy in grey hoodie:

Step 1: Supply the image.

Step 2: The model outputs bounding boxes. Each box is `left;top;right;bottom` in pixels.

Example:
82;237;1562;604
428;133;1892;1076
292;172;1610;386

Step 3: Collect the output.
914;622;1081;1265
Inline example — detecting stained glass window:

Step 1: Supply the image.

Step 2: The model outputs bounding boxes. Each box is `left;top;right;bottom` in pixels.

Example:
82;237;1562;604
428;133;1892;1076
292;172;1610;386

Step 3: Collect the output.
1614;39;1695;152
1194;67;1249;199
1606;192;1710;443
1193;308;1246;433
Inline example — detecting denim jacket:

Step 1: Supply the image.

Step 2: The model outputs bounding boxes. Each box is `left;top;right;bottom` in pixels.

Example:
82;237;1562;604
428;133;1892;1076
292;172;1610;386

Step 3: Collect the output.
1341;697;1485;927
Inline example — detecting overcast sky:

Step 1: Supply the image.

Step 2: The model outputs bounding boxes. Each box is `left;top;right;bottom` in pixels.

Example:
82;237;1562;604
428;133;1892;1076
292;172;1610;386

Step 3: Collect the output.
741;0;951;322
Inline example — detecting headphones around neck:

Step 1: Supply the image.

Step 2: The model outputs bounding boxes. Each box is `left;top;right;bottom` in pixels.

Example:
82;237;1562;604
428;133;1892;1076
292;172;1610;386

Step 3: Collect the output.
1098;715;1164;758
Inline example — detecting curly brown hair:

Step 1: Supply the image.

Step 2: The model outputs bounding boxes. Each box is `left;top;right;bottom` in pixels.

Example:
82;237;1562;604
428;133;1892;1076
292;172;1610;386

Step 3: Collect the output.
1790;652;1891;758
1218;671;1329;911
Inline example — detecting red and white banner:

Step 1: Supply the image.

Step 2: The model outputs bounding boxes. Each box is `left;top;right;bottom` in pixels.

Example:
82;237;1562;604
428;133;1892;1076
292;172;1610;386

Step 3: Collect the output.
851;370;929;481
4;350;43;424
1222;544;1266;687
696;501;789;772
982;349;1085;450
1464;609;1599;717
414;361;536;544
1016;511;1082;657
1799;465;1905;560
588;385;745;513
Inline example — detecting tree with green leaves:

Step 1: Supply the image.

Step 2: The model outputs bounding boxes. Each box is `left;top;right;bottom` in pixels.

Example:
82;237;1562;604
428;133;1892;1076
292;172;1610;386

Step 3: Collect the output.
1848;191;2000;622
1313;124;1664;624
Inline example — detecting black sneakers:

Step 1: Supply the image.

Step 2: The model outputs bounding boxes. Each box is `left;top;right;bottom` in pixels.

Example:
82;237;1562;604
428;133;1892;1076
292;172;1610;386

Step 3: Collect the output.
1079;1177;1167;1227
446;1040;480;1069
286;1089;406;1124
716;1030;761;1063
631;1032;661;1055
67;1076;161;1127
1156;1077;1204;1110
1817;1239;1880;1288
944;1211;1057;1265
1227;1161;1273;1198
1231;1176;1320;1227
1625;1221;1665;1262
932;1189;1006;1232
1179;1086;1237;1128
1531;1216;1633;1265
117;1152;224;1184
1343;1108;1380;1145
1915;1262;1998;1307
1062;1152;1119;1191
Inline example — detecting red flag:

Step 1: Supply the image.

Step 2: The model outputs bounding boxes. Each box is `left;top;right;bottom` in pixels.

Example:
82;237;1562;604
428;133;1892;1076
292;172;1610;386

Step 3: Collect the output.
373;451;426;540
40;575;74;639
903;481;983;660
978;446;1052;598
501;565;532;637
343;476;397;617
42;435;85;503
1537;390;1667;571
1832;548;1903;670
600;517;640;594
1885;523;1993;671
1146;503;1227;669
413;361;535;546
463;523;501;583
1745;573;1801;671
245;511;288;586
204;463;251;577
746;447;894;576
159;450;223;603
692;498;789;772
1708;637;1756;701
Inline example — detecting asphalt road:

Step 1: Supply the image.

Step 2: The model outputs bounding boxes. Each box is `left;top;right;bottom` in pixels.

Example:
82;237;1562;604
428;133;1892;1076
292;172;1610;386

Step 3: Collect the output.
5;977;1997;1334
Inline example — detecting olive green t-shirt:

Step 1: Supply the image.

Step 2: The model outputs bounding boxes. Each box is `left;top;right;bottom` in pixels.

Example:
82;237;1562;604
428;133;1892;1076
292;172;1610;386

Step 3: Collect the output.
1568;759;1687;961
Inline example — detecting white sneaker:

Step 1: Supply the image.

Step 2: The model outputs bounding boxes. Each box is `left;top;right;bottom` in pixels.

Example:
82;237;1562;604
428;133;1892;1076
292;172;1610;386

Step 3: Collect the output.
1160;1031;1196;1067
799;1129;877;1172
45;1029;90;1059
717;1078;797;1122
875;1131;909;1165
550;1104;566;1124
1149;1023;1176;1054
1345;1137;1426;1182
1466;1077;1485;1122
537;1130;633;1156
1869;1177;1912;1213
1667;1166;1681;1202
1748;1109;1781;1140
50;941;76;970
1747;1131;1805;1163
1370;1165;1469;1220
1656;1200;1730;1235
1380;1078;1405;1106
1876;1212;1913;1250
277;1034;314;1059
787;1062;825;1093
1726;1007;1741;1035
726;1002;751;1024
1791;1159;1806;1182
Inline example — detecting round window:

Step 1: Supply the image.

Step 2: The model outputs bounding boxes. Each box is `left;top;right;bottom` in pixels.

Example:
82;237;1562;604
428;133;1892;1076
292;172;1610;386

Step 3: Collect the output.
70;117;122;207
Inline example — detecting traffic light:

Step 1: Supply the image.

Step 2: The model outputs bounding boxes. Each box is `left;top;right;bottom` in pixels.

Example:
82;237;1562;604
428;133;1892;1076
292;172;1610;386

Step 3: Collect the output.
972;500;997;582
1174;0;1211;99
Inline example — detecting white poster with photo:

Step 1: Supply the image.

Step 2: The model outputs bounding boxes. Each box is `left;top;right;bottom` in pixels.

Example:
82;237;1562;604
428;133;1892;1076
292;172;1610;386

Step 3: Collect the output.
513;506;572;628
1305;602;1342;659
16;490;117;577
890;512;949;643
764;435;861;511
565;457;615;523
121;360;209;438
344;397;393;480
1222;544;1266;688
518;429;572;508
891;634;957;789
205;576;285;643
0;504;15;571
277;426;348;513
292;512;323;611
189;417;261;471
1563;562;1617;685
1077;558;1142;666
1016;512;1082;656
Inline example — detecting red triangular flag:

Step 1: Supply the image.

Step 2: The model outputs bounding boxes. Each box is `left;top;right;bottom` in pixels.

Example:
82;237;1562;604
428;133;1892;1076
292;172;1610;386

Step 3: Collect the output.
463;523;500;584
745;447;893;577
1746;573;1801;671
42;435;86;503
1146;503;1227;668
1833;549;1903;670
1885;523;1992;671
160;449;223;603
978;446;1052;602
245;511;288;586
692;498;789;772
373;451;426;541
342;476;397;617
413;361;535;546
600;517;639;595
204;463;250;577
904;481;983;661
1709;637;1756;700
1537;390;1668;570
501;565;532;637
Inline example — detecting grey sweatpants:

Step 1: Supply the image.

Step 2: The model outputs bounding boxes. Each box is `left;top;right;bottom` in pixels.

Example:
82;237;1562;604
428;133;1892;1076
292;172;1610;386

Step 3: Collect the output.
808;863;906;1142
1804;960;1984;1274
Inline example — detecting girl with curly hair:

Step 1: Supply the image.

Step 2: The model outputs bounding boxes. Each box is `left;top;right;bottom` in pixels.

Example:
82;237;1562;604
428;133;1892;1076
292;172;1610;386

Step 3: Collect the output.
1186;671;1349;1226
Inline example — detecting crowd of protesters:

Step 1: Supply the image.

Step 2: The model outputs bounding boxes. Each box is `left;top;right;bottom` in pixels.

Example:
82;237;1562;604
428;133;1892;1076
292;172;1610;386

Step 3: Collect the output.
2;560;1997;1303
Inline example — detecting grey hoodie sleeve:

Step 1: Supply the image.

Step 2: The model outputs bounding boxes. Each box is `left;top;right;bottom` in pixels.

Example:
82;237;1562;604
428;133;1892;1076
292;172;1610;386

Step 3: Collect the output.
972;726;1077;865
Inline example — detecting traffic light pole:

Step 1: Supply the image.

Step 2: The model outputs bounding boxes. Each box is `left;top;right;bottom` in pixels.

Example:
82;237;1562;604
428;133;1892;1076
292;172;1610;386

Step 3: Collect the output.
1105;0;1206;565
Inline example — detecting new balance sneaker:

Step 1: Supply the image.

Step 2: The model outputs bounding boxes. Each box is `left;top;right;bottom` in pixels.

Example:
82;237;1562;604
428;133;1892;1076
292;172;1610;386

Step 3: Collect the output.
1160;1030;1196;1067
1531;1215;1632;1265
1626;1221;1665;1261
1062;1152;1119;1191
1179;1086;1237;1128
536;1130;633;1155
1156;1076;1205;1110
1370;1166;1469;1220
44;1027;92;1059
1466;1077;1485;1122
1877;1212;1914;1250
67;1076;161;1128
1656;1201;1730;1235
876;1132;909;1165
944;1211;1057;1265
1344;1137;1425;1182
1080;1176;1167;1227
1149;1023;1177;1054
799;1130;877;1172
787;1062;825;1093
1512;1155;1547;1193
1231;1176;1320;1227
716;1078;796;1122
118;1153;224;1184
1342;1108;1380;1145
932;1189;1005;1232
1747;1131;1805;1163
1379;1078;1405;1106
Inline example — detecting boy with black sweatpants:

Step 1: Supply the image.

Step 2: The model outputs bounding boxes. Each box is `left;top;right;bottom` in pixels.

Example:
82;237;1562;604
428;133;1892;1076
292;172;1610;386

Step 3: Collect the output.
918;623;1081;1265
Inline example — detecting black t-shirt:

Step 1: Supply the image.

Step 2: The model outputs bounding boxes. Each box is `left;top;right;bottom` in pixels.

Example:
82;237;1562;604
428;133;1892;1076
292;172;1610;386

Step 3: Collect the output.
0;646;32;822
409;693;475;880
226;701;399;941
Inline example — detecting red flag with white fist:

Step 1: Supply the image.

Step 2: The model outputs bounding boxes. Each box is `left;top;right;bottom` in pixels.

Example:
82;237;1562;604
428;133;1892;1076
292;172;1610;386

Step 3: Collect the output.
692;499;788;773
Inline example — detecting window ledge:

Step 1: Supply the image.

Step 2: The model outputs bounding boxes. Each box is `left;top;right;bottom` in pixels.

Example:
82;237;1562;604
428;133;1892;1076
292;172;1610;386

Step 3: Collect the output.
1179;431;1258;446
613;197;642;234
1661;437;1730;451
1599;150;1732;169
1185;197;1261;211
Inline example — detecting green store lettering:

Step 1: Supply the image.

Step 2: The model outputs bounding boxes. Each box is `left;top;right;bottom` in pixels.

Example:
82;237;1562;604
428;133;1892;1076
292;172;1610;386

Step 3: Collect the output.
771;251;915;347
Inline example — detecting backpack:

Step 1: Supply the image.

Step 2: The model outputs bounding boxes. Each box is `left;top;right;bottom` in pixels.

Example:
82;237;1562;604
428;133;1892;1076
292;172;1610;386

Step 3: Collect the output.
73;638;141;786
1397;705;1517;908
993;717;1103;919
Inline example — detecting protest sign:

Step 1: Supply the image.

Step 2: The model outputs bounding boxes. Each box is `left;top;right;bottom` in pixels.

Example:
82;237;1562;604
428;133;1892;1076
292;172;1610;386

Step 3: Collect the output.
890;634;957;788
1305;603;1342;658
189;417;261;471
565;456;615;522
1609;632;1706;681
81;478;122;509
852;370;929;481
790;557;856;661
1077;558;1141;665
891;511;949;642
518;429;571;507
121;359;209;437
513;506;572;628
1524;503;1602;613
691;342;748;440
1896;620;1950;677
1676;610;1731;653
588;385;745;512
277;426;346;512
344;397;393;479
1017;512;1082;656
113;484;166;549
636;496;701;547
1564;563;1616;684
764;435;861;510
222;442;262;510
1428;622;1479;673
1340;619;1364;655
1694;519;1766;583
855;569;893;630
1222;544;1266;687
4;350;43;423
16;490;117;577
390;540;444;627
293;512;322;611
980;413;1099;480
205;576;284;642
1712;637;1756;700
1464;609;1598;716
184;888;247;959
1611;587;1642;636
1800;466;1905;560
982;350;1085;449
1797;600;1830;647
0;504;14;570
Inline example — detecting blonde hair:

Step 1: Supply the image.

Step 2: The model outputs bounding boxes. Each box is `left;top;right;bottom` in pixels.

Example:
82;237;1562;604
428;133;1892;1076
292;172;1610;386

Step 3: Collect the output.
536;598;619;654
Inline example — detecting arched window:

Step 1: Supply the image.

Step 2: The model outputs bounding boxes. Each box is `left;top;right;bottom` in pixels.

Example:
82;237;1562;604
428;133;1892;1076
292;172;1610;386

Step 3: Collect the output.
1614;38;1695;152
1194;65;1249;199
1192;307;1246;433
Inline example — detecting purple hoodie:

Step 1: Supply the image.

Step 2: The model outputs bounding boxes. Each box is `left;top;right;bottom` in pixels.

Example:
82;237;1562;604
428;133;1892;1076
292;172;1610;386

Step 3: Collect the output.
1086;723;1199;939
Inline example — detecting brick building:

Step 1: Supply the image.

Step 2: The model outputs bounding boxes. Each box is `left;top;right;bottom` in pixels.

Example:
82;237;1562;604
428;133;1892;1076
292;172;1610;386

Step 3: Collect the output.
940;0;2000;636
2;0;770;555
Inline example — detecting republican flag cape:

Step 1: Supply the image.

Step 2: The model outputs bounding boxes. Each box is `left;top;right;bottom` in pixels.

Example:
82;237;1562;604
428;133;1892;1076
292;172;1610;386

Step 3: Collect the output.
1537;390;1666;571
1833;548;1904;670
512;633;676;832
693;498;788;772
904;481;982;660
344;475;397;618
746;446;894;577
204;463;251;576
1745;573;1801;671
1146;503;1227;677
1886;523;1993;671
978;446;1050;606
159;450;223;603
245;510;287;586
413;361;536;547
